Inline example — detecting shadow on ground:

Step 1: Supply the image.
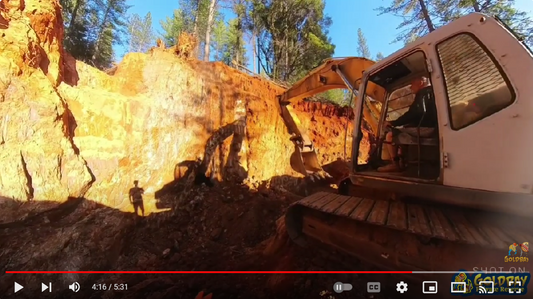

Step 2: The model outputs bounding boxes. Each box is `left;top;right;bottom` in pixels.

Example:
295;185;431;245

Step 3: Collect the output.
0;113;394;299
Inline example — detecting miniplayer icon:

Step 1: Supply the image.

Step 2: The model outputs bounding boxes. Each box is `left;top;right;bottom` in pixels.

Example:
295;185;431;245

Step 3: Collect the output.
423;281;438;294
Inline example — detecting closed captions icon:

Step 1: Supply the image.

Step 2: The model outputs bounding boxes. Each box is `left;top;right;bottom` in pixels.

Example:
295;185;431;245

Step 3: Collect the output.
367;282;381;293
69;282;80;292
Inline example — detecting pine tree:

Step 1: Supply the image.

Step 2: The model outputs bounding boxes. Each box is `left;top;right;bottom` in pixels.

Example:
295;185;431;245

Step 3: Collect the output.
160;0;215;59
160;9;188;46
250;0;335;82
222;18;248;66
127;12;156;53
89;0;130;68
61;0;95;62
203;0;219;61
357;28;371;59
434;0;533;48
210;19;228;61
376;0;436;44
375;52;385;61
60;0;130;69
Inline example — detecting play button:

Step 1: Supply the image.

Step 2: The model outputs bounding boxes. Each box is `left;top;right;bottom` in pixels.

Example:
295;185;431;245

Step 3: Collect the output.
14;282;23;293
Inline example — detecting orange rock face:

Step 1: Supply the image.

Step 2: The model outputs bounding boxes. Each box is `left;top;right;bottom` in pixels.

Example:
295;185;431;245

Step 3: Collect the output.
0;0;92;202
0;0;367;211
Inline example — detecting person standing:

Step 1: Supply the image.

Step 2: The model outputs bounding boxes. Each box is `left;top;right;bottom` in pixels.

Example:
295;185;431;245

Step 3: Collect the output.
129;180;145;216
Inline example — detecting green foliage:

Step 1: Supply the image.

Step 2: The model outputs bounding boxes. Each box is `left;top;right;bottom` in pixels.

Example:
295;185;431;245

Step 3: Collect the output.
251;0;335;83
160;9;188;46
404;32;419;45
92;25;115;68
127;12;156;53
317;89;352;106
380;0;532;48
60;0;130;69
160;0;218;59
434;0;533;48
221;18;248;65
375;52;385;61
376;0;436;44
357;28;371;58
61;0;95;62
210;18;229;61
208;18;248;65
90;0;130;68
158;0;334;79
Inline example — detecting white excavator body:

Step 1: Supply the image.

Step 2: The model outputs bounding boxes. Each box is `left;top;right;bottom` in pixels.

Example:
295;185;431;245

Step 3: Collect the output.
353;13;533;195
279;13;533;274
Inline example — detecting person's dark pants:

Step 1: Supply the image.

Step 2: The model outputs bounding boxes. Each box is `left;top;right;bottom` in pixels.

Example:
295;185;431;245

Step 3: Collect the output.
133;201;144;216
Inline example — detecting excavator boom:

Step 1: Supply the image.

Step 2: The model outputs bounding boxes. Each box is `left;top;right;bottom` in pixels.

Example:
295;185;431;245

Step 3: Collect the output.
277;57;385;177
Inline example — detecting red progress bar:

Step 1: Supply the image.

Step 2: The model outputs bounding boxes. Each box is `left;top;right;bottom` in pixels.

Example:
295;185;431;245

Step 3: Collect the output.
6;271;413;274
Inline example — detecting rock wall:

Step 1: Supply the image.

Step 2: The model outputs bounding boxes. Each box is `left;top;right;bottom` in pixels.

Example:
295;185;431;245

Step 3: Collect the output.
0;0;360;211
0;0;92;202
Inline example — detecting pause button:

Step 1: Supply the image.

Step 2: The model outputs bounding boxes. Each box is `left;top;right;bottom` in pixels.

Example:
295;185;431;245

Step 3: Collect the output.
333;282;353;293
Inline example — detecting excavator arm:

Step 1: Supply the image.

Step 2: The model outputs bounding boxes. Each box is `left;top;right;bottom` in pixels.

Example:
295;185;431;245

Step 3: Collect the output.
277;57;385;178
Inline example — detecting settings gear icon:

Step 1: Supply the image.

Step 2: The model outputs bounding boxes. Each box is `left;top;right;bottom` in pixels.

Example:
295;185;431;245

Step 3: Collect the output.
396;281;408;293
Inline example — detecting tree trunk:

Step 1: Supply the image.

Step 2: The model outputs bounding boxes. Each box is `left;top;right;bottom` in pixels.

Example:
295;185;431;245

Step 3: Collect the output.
283;1;289;81
472;0;481;12
256;35;262;74
203;0;217;61
235;31;241;65
192;0;201;58
67;0;83;32
234;0;243;66
91;3;112;64
252;33;257;73
418;0;435;32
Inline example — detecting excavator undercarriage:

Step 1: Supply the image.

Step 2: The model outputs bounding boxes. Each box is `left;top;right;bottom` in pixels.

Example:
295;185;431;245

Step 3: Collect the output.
286;192;532;272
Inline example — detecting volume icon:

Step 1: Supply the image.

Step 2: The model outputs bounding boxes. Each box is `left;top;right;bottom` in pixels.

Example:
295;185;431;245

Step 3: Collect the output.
69;282;80;292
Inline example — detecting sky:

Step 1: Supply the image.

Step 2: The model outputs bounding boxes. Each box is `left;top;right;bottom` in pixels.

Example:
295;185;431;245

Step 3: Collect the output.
115;0;533;64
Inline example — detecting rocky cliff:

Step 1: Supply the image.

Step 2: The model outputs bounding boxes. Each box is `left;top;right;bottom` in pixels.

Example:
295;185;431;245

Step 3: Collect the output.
0;0;361;214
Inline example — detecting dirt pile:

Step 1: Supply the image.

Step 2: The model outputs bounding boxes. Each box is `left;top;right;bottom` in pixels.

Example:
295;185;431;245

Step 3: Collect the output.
0;0;362;212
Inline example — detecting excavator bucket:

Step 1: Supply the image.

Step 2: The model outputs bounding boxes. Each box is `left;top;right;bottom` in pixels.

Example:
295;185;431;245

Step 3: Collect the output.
278;57;384;178
290;146;322;176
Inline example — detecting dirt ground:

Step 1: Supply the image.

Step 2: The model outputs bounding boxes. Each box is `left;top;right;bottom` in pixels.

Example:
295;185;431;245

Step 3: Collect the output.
0;174;418;299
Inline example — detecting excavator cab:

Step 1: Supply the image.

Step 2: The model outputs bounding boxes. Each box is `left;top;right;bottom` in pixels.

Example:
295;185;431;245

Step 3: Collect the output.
355;50;441;180
349;13;533;215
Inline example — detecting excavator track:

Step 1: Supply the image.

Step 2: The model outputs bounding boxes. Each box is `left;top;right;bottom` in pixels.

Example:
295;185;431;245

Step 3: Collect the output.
286;192;532;272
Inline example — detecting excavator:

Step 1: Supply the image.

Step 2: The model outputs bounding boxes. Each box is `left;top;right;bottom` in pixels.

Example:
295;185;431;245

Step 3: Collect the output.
279;13;532;273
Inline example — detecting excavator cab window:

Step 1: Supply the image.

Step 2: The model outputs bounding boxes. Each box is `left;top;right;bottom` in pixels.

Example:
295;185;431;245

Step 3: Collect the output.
385;86;416;124
436;33;516;130
357;50;440;180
